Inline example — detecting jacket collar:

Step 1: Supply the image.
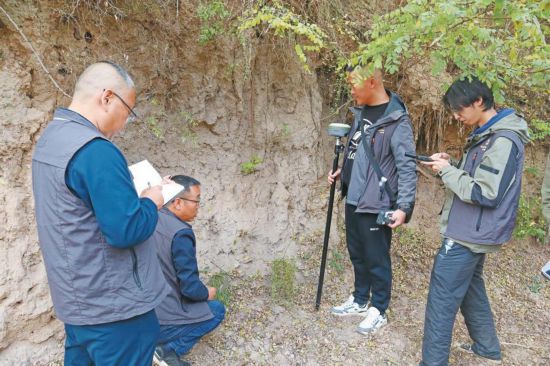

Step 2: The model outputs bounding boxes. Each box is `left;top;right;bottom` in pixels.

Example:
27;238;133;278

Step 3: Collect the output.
349;90;408;129
53;107;101;132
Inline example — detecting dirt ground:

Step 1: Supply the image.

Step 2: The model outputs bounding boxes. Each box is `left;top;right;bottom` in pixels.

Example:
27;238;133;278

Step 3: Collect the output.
181;175;550;366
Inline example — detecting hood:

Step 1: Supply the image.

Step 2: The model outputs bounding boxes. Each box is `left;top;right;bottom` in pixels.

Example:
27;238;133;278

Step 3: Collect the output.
473;109;530;144
349;90;408;127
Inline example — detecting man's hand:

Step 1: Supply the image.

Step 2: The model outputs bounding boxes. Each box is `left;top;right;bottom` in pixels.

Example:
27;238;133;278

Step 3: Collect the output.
430;152;450;161
140;185;164;210
421;152;451;173
388;209;406;229
328;168;341;185
207;286;217;300
161;175;173;184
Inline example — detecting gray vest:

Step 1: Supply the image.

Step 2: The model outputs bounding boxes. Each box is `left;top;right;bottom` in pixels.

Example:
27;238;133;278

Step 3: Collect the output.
445;130;525;245
152;209;213;325
32;109;169;325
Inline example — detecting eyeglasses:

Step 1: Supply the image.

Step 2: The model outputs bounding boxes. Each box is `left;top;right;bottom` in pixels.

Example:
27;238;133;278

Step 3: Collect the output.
180;197;201;206
109;90;139;123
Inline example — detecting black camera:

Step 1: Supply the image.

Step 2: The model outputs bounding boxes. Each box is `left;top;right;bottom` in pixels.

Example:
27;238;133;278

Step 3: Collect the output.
376;210;395;226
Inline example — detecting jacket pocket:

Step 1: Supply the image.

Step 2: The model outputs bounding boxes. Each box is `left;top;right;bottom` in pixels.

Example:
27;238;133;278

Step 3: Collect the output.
131;248;143;290
479;164;500;174
476;208;484;231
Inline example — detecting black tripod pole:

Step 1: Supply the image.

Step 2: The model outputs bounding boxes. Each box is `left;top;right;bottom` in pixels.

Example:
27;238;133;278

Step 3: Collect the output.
315;137;344;310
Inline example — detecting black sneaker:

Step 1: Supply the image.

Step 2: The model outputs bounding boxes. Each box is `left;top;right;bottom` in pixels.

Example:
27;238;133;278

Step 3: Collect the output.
457;343;502;364
154;346;191;366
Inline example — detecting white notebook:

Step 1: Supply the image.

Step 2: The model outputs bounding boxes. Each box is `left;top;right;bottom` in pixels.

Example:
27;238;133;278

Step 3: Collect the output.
128;160;184;205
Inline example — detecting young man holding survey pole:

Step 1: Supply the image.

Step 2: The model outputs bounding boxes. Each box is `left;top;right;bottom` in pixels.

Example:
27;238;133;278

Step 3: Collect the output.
327;65;417;334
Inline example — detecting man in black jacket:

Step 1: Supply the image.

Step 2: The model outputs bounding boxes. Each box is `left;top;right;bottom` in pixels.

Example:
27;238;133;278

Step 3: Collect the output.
328;66;417;334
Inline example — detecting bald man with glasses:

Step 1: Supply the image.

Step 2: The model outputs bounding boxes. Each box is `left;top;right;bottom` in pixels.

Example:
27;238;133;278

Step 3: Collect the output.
32;61;169;365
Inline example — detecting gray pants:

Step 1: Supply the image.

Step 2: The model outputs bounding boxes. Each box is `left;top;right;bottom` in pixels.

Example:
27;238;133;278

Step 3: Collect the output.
420;238;501;366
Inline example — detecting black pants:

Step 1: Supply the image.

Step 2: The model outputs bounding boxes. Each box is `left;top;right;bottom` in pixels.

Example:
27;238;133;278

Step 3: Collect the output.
345;204;392;313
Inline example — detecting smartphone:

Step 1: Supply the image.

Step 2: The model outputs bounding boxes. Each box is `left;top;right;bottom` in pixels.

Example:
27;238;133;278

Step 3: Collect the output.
404;152;434;162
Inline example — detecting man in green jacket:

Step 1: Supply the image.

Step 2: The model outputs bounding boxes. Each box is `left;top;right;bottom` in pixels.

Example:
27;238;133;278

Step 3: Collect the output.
419;76;530;365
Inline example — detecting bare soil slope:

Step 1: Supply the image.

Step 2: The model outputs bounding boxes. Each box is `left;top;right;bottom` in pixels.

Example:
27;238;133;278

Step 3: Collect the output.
0;1;548;365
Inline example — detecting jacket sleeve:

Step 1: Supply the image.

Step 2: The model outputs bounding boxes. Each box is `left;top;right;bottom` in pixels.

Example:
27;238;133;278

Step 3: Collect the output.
65;138;158;248
542;153;550;226
390;119;417;214
171;229;209;302
439;137;518;208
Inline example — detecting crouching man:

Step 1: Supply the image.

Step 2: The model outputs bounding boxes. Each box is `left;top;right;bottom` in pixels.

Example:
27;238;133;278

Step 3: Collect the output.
149;175;225;366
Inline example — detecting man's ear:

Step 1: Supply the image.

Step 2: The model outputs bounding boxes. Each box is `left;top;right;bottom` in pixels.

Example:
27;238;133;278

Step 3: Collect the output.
368;77;376;89
100;89;113;111
473;97;484;108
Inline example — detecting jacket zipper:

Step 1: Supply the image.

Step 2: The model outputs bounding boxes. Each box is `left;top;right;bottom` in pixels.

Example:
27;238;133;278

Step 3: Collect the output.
471;146;482;231
131;248;143;289
470;152;478;174
370;132;384;202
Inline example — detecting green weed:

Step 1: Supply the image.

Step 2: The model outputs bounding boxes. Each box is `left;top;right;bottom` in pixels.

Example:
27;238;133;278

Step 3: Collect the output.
197;0;230;45
328;249;345;275
281;123;291;137
145;116;163;139
525;166;540;177
528;275;543;294
270;258;296;305
513;195;546;242
240;155;263;175
208;271;232;306
179;110;199;144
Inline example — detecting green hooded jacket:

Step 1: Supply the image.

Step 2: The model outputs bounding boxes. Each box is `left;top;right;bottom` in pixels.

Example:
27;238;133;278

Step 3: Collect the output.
439;111;530;252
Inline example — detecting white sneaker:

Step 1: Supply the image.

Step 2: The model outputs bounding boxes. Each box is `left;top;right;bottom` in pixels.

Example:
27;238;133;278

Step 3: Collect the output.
457;343;502;364
541;260;550;281
330;295;369;316
357;307;387;334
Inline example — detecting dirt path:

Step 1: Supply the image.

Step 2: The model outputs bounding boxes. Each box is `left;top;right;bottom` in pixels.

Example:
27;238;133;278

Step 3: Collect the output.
188;231;550;365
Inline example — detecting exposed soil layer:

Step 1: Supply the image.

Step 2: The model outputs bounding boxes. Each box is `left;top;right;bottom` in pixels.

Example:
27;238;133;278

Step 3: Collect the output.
0;1;548;365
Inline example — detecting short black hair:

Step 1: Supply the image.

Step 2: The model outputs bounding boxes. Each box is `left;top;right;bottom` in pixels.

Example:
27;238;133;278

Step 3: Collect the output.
443;76;494;112
171;175;200;193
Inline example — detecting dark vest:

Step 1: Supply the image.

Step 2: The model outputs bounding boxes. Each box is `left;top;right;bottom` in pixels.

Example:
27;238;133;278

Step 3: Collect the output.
151;209;213;325
32;109;168;325
445;130;525;244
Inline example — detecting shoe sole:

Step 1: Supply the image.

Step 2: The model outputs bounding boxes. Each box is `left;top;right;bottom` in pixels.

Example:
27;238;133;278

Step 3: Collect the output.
456;346;502;364
331;311;369;317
